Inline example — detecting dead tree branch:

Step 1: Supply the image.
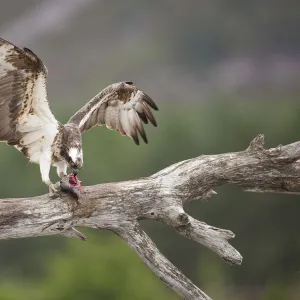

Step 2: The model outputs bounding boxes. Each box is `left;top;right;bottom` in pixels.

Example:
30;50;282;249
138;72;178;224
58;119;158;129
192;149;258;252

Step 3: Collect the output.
1;134;300;299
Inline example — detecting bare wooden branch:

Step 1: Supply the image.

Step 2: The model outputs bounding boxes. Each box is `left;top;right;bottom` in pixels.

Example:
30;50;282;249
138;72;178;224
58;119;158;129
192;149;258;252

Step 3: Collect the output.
1;134;299;299
116;223;211;300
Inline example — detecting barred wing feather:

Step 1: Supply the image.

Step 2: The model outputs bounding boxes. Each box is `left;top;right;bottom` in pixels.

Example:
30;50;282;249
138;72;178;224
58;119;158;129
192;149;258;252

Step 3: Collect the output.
0;38;58;161
68;82;158;145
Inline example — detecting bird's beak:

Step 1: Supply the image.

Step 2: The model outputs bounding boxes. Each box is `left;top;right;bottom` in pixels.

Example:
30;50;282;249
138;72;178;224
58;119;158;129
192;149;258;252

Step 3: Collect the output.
72;169;78;176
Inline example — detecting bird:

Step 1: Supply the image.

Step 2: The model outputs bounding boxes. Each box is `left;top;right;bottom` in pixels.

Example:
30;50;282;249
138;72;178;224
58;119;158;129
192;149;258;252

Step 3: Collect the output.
0;37;158;196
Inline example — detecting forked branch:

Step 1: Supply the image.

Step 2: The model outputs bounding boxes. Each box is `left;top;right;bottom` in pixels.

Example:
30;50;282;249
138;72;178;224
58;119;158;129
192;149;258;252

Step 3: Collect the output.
0;134;299;299
116;223;211;300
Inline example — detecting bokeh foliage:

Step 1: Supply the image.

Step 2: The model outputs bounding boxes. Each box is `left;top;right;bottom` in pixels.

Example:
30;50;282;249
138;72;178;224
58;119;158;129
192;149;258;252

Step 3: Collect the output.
0;96;300;299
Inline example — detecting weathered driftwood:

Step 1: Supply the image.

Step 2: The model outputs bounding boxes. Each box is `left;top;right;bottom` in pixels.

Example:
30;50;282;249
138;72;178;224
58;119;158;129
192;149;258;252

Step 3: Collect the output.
1;134;300;300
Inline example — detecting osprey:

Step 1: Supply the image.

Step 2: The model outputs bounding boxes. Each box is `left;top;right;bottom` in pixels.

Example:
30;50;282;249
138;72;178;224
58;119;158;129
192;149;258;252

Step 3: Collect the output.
0;38;158;196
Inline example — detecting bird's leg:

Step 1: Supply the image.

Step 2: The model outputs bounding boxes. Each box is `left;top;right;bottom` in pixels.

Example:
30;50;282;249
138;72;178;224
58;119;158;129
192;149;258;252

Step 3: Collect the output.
56;161;68;181
40;154;60;198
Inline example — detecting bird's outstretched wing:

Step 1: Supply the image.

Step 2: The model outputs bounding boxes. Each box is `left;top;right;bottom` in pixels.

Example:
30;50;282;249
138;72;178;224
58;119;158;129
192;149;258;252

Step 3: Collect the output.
0;38;58;160
68;82;158;145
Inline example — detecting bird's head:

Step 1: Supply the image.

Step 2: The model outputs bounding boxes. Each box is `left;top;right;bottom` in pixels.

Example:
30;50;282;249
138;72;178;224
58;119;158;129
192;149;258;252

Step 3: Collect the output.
61;124;83;175
65;147;83;175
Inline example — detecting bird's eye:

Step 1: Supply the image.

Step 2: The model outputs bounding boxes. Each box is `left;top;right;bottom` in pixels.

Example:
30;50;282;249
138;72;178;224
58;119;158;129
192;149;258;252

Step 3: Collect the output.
71;162;75;166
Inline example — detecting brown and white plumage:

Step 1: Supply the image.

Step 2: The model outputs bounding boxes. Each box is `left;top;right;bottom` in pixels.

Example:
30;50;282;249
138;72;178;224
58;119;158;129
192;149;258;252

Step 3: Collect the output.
0;37;158;195
0;38;58;150
68;81;158;145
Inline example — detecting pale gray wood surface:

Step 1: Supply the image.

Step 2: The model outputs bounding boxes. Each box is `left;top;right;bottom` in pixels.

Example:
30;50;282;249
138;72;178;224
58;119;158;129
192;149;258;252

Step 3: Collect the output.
1;134;299;299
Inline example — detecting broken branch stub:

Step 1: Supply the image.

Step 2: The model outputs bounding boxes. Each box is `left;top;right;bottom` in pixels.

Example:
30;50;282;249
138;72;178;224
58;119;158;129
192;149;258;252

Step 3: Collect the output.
1;134;299;299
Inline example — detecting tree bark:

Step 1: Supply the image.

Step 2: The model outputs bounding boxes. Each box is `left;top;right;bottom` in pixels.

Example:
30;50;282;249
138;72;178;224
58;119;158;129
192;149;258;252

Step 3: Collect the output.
1;134;299;299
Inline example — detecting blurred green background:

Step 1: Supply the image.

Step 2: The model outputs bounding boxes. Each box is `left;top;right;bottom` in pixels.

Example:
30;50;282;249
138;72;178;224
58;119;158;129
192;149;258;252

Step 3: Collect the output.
0;1;300;299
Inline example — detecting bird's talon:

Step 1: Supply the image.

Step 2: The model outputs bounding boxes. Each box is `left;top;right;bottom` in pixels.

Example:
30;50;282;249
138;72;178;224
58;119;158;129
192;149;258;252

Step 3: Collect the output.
49;192;60;199
49;183;61;198
54;181;61;189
